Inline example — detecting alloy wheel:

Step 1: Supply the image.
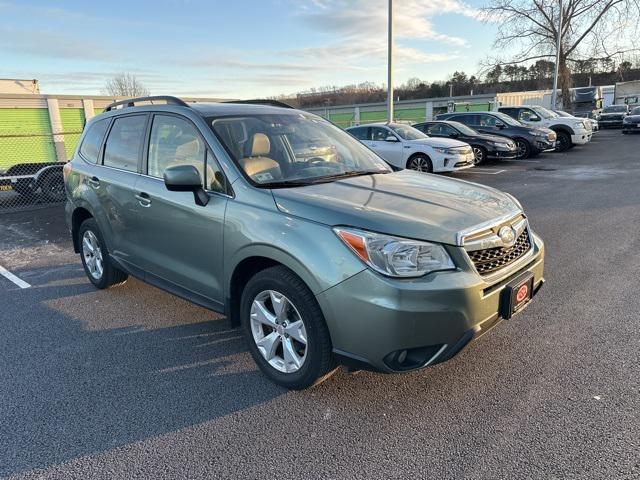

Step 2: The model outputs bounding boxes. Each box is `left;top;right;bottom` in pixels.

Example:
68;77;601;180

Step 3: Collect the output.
516;141;527;158
408;156;431;172
82;230;104;280
472;147;485;165
250;290;308;373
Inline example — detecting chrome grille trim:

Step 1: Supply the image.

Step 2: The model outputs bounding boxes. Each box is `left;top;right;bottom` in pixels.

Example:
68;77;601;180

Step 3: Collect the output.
458;212;535;282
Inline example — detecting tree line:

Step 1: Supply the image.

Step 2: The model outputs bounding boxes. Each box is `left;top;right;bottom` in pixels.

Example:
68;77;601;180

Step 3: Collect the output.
287;58;640;109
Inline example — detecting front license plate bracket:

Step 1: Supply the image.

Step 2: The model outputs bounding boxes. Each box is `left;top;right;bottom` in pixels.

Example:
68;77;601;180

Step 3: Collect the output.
500;271;534;319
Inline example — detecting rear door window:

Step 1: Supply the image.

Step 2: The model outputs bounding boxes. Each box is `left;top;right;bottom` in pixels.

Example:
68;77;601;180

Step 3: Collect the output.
349;127;369;140
79;118;110;163
103;115;147;172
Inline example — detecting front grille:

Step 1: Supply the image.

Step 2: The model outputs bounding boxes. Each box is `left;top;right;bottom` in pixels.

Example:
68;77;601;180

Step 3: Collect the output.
468;230;531;275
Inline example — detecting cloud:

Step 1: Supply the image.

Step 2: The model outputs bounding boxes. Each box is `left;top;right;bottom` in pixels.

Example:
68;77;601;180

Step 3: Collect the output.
0;27;115;61
295;0;480;46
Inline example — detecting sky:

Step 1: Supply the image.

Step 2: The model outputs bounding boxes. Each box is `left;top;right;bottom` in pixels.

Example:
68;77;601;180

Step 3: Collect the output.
0;0;498;98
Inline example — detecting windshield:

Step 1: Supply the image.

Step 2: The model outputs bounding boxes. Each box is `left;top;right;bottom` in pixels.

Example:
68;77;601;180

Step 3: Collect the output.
210;113;392;187
448;121;478;136
532;106;557;119
388;124;428;140
493;111;523;126
603;105;628;113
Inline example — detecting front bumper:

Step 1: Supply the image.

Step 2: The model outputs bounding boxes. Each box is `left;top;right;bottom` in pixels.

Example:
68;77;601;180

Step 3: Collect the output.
534;138;555;151
622;122;640;132
317;233;545;373
571;129;592;145
434;152;475;172
488;147;518;159
598;119;624;128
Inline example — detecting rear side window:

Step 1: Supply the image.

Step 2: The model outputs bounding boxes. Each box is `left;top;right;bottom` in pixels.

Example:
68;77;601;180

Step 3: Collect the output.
453;115;476;126
349;127;369;140
79;118;110;163
103;115;147;172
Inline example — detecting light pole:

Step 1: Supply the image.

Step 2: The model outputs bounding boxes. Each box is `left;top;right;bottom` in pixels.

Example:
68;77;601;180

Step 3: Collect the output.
387;0;394;123
551;0;563;109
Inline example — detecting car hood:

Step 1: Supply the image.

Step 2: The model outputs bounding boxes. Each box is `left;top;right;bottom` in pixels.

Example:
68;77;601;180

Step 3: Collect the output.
600;112;626;118
471;132;514;143
624;114;640;122
408;137;469;148
271;170;520;245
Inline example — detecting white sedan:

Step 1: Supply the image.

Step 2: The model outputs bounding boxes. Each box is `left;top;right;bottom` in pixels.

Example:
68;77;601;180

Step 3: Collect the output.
346;123;475;173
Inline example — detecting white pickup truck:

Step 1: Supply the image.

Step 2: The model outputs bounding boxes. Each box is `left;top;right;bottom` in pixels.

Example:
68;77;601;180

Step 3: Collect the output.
498;105;592;152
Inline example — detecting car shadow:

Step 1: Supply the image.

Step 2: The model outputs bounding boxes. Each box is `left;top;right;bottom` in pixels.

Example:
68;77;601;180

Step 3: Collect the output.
0;265;285;477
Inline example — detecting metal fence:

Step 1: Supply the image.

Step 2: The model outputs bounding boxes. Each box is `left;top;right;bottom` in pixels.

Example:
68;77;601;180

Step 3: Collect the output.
0;130;79;212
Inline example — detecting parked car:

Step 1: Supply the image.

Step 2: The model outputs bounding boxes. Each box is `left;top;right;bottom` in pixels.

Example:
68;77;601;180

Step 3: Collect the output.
65;96;545;389
346;123;474;173
622;106;640;134
413;120;518;165
498;105;592;152
435;111;556;159
0;162;65;202
554;109;599;132
597;104;630;128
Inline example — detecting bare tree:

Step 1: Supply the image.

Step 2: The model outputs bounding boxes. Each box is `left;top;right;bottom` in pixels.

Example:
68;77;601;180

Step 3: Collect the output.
482;0;640;109
103;73;150;97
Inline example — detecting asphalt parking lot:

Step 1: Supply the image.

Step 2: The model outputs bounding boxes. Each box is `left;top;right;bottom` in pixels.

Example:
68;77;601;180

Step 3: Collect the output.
1;128;639;479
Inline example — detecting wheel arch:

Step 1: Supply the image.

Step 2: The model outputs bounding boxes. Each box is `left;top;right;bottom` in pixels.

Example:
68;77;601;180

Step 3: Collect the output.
71;206;94;253
550;124;575;136
226;247;324;328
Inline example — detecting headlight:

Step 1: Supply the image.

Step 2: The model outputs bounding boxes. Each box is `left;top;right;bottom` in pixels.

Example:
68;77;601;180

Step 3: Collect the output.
334;227;455;278
433;147;455;154
490;141;510;148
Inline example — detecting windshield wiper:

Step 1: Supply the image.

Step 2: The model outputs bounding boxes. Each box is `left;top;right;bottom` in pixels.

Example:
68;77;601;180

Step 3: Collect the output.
308;170;388;183
259;179;316;188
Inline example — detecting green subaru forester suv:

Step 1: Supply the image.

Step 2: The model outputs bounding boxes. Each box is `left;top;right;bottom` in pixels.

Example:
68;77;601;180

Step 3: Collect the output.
64;96;545;389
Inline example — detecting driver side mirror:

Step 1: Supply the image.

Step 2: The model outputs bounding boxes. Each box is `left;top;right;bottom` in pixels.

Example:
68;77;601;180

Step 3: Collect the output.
385;135;399;142
495;122;505;129
529;115;541;122
164;164;209;206
448;132;459;138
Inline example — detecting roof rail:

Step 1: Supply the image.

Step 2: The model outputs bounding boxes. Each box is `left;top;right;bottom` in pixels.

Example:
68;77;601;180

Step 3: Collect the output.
104;95;190;112
224;99;295;109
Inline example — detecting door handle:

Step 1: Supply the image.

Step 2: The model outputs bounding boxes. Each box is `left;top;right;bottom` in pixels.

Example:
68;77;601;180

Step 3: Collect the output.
87;176;100;188
135;192;152;207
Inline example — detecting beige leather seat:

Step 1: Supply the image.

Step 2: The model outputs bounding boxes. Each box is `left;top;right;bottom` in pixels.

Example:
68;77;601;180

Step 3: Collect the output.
240;133;281;179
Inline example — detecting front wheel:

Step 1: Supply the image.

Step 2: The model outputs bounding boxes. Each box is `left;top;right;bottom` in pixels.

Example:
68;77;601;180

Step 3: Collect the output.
241;266;335;389
515;139;531;159
406;154;433;173
471;146;487;165
554;131;571;152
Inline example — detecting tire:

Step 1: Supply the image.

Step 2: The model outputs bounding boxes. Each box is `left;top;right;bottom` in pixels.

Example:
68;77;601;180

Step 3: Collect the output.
240;265;336;390
13;181;34;198
40;171;66;203
406;154;433;173
555;131;571;152
78;218;128;289
515;139;531;159
471;146;487;165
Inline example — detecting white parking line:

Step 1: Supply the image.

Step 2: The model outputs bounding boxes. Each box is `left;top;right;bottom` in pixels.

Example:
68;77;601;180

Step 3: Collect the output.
503;159;542;163
0;264;31;289
466;168;506;175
